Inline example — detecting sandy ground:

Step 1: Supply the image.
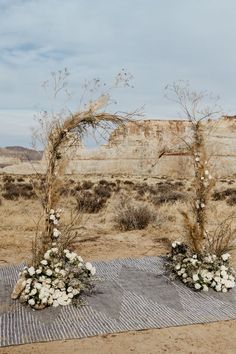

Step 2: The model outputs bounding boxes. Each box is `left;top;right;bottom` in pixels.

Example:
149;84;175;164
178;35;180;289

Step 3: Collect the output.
1;185;236;354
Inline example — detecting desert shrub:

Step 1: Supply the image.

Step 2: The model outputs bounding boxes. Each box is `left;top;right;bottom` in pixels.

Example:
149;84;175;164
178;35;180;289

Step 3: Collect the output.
98;179;109;186
174;181;184;188
134;183;149;196
82;180;94;189
2;182;36;200
77;190;107;213
156;182;173;194
17;177;25;182
212;188;236;202
109;182;117;189
227;193;236;206
2;175;15;183
94;184;112;198
74;182;82;192
151;191;186;205
123;180;134;186
115;199;156;231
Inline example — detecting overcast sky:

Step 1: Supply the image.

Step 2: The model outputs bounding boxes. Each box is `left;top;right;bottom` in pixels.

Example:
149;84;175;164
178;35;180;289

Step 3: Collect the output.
0;0;236;147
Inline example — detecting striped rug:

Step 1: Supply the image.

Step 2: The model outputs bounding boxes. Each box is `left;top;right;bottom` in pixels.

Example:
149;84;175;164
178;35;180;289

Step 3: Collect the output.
0;256;236;347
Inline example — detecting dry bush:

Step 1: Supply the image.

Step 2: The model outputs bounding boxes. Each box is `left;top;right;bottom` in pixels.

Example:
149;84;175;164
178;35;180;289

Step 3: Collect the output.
2;182;36;200
17;177;25;182
227;193;236;206
82;180;94;189
76;190;107;213
205;216;236;255
212;188;236;201
151;191;186;205
94;184;112;198
2;174;15;183
114;198;156;231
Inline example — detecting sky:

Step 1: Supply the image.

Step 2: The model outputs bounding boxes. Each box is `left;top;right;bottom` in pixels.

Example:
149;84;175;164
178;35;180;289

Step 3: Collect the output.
1;0;236;147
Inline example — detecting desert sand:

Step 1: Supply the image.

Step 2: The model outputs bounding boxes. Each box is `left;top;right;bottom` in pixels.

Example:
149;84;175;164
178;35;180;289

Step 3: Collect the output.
0;176;236;354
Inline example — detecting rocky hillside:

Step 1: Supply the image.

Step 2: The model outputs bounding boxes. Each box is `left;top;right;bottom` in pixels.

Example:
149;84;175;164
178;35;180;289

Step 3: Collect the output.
0;146;43;169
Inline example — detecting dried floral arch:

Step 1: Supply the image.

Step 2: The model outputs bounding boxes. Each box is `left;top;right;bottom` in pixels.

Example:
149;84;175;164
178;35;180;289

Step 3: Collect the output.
36;106;132;263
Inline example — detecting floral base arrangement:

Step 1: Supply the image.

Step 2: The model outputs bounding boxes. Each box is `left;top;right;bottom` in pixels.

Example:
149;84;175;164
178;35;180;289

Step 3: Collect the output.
167;242;235;293
11;246;96;309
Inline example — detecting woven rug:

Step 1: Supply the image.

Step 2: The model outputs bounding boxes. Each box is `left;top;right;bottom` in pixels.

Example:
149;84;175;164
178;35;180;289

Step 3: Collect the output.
1;256;236;347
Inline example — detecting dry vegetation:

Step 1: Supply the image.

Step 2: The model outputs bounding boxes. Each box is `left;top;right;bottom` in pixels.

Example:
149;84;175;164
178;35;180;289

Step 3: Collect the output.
0;173;236;266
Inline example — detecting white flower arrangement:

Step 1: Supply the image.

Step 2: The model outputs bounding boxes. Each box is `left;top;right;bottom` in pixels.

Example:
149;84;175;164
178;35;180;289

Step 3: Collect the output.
16;247;96;309
167;242;235;293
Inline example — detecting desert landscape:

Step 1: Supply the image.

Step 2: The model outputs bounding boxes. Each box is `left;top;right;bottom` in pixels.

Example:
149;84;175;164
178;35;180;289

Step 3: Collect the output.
0;116;236;353
1;2;236;352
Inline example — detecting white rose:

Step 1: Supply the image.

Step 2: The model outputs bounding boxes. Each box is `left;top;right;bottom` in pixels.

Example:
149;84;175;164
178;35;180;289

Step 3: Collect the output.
36;268;42;275
41;260;48;266
53;229;61;238
53;300;59;307
192;274;199;282
91;267;96;276
86;262;93;271
28;266;35;276
221;253;230;261
194;283;201;290
35;283;42;290
215;284;222;292
28;298;35;306
202;285;208;292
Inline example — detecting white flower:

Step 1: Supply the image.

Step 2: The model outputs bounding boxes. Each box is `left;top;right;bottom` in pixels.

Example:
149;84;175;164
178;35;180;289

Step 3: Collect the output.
44;251;51;260
195;157;200;162
50;209;55;214
200;203;205;208
222;287;228;293
53;228;61;238
192;274;199;282
221;270;228;279
221;253;230;261
28;298;35;306
46;269;53;276
194;283;201;290
49;214;55;221
41;260;48;266
60;270;66;277
225;280;235;288
220;265;228;271
202;285;208;292
175;264;181;271
77;256;83;262
28;266;35;276
172;242;177;248
215;284;222;292
35;283;42;290
53;300;59;307
91;267;96;276
85;262;93;271
36;268;42;275
30;288;37;296
205;170;209;175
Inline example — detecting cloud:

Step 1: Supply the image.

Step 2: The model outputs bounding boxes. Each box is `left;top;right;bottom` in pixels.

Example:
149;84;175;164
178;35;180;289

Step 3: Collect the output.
0;0;236;146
